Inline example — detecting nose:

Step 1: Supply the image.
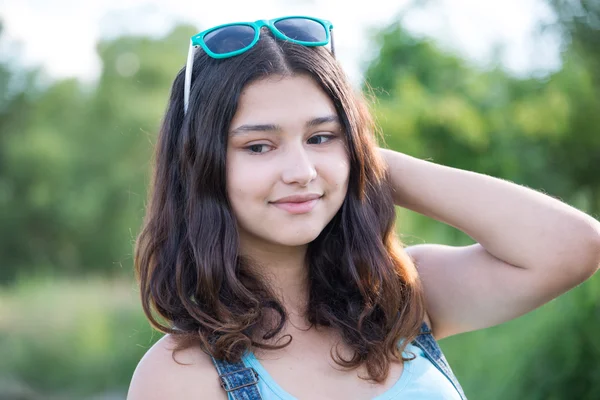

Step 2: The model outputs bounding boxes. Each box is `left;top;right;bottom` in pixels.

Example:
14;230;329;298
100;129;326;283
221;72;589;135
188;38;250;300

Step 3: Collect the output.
281;143;317;187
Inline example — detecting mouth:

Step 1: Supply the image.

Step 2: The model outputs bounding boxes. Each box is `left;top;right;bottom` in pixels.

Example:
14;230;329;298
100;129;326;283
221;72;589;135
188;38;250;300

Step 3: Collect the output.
270;195;322;214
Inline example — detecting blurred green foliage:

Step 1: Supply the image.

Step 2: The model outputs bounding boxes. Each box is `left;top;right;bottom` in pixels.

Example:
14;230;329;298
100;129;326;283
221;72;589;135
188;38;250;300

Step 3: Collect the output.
0;277;157;399
0;1;599;398
0;23;197;283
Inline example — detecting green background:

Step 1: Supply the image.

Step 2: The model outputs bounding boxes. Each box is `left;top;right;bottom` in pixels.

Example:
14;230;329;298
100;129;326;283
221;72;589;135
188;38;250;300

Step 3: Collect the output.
1;1;599;398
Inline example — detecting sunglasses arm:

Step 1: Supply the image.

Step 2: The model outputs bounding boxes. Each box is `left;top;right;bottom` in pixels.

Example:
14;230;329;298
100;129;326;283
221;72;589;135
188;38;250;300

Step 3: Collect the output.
330;28;335;58
184;41;197;115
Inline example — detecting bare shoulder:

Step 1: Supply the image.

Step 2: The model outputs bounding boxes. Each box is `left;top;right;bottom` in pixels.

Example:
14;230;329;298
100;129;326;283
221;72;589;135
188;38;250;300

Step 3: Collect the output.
127;334;226;400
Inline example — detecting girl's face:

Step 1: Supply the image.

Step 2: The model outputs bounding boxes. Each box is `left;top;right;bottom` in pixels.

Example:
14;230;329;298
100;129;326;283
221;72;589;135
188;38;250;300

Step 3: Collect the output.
226;74;350;253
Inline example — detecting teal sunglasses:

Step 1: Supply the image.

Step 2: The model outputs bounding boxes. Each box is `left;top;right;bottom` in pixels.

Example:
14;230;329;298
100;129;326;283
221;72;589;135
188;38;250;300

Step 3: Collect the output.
184;16;335;114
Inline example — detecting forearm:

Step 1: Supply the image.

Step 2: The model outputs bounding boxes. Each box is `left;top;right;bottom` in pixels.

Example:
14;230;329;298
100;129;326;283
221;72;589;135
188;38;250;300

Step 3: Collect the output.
381;148;600;273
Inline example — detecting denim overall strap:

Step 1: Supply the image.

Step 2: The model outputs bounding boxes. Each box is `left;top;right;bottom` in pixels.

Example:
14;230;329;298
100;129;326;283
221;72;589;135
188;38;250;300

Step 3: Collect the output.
412;322;467;400
210;355;263;400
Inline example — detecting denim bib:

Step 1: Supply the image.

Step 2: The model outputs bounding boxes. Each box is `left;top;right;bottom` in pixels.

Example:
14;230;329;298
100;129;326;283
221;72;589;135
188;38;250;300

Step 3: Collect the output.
210;322;467;400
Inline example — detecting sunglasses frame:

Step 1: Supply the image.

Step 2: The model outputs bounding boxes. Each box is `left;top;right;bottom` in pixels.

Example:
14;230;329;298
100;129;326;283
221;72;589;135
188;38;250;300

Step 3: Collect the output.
184;16;335;114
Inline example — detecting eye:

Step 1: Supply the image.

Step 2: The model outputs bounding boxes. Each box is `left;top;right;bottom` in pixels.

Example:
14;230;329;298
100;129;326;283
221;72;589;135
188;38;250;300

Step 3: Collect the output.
307;134;335;145
245;143;272;154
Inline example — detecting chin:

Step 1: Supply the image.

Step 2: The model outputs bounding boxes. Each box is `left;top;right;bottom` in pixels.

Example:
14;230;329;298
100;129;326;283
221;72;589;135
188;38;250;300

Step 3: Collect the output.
267;225;326;247
274;232;322;247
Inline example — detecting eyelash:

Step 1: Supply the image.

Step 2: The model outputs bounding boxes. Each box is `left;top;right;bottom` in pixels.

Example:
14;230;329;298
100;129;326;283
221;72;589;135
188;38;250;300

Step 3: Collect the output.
244;134;337;155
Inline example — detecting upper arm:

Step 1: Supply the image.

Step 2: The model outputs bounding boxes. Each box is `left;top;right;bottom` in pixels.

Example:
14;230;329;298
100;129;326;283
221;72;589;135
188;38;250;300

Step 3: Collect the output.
127;335;226;400
406;243;591;340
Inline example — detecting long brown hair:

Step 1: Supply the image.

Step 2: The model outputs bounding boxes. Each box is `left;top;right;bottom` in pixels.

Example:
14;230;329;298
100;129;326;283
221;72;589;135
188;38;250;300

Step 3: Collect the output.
134;30;425;383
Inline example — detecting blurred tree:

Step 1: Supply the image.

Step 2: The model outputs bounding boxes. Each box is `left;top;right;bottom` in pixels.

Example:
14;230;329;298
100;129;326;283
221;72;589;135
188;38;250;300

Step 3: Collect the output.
363;19;599;214
0;21;42;283
549;0;599;69
0;24;196;282
543;0;600;215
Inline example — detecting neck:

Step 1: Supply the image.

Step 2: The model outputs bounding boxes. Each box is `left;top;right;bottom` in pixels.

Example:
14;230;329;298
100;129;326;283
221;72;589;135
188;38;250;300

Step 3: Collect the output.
239;238;310;319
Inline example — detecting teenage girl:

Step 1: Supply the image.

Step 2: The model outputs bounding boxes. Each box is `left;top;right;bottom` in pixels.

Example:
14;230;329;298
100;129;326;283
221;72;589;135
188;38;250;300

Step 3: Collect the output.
127;16;600;399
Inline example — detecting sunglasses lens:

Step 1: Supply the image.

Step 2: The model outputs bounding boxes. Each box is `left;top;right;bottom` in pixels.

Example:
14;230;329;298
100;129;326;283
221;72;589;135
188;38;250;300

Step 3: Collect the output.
204;25;256;55
274;18;327;43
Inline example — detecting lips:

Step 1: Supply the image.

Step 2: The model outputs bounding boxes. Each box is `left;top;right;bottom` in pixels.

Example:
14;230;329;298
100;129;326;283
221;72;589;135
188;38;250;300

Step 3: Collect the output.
270;193;322;214
271;193;322;204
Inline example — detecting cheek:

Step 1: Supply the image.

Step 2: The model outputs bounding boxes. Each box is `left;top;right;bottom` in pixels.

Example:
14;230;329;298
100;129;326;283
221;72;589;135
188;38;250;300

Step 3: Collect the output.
326;154;350;189
226;154;272;205
227;161;250;204
226;154;246;205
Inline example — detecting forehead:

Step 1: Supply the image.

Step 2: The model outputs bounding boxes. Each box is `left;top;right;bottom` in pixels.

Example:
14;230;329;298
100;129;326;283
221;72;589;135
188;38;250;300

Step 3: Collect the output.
230;74;337;127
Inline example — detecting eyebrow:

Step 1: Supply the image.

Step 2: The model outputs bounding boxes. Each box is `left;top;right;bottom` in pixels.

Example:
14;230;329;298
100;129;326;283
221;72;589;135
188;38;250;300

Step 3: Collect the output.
229;115;340;136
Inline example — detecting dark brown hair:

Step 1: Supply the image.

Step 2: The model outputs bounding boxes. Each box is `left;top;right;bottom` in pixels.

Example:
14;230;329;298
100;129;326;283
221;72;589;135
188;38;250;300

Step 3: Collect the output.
134;29;425;383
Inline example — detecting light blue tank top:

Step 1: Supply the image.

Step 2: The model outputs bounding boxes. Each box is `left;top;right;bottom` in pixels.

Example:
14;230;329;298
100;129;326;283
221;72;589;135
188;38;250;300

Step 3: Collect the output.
212;323;466;399
238;342;461;400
